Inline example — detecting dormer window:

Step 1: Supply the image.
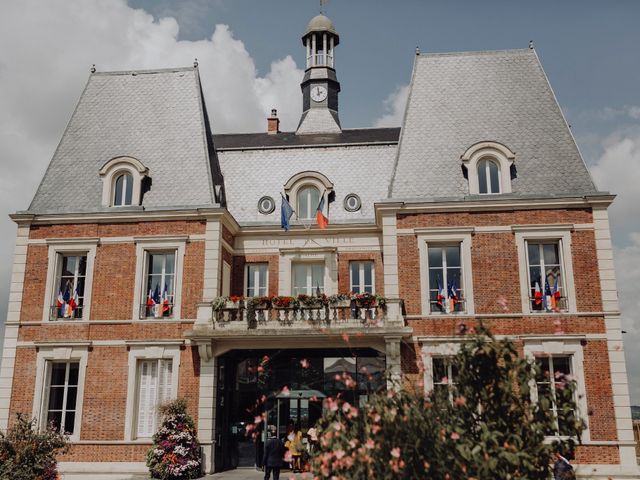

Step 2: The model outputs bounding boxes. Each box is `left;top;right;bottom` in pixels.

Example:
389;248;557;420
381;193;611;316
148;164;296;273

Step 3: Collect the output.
477;158;500;194
283;171;334;224
461;141;515;195
297;185;320;220
113;172;134;206
99;156;148;207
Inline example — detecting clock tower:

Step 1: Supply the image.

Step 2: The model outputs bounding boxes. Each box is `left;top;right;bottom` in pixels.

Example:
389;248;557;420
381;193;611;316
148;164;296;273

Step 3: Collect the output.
296;14;342;134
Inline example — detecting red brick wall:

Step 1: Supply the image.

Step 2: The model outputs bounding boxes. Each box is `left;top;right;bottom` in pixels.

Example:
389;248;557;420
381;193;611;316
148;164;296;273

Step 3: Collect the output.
8;348;37;426
29;220;206;239
571;230;603;312
397;209;602;318
396;208;593;229
583;340;617;441
231;254;279;296
182;242;204;318
21;220;205;322
20;245;48;322
91;243;136;320
337;252;385;296
471;232;521;314
81;347;128;440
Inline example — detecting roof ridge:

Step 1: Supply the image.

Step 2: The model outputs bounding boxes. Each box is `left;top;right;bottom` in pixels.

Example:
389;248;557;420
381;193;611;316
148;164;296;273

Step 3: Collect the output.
213;126;401;137
418;47;533;58
92;66;196;76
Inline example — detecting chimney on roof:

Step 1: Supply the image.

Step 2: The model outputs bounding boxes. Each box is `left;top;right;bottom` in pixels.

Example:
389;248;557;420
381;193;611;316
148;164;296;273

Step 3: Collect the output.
267;108;280;135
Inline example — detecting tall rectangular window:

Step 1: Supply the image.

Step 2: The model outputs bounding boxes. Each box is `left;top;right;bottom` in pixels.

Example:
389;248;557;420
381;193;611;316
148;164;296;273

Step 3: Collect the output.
427;244;465;313
52;254;87;320
246;263;268;297
350;261;374;294
292;263;324;296
136;359;173;438
43;361;79;434
431;357;458;400
143;251;176;318
535;355;575;435
526;240;566;312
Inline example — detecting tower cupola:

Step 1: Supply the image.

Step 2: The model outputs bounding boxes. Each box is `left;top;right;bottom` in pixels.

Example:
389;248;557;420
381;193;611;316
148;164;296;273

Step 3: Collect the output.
296;13;342;135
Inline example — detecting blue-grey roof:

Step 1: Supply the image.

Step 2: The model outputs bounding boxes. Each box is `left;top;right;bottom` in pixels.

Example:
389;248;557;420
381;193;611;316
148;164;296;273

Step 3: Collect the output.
28;67;217;214
389;48;598;199
217;138;398;225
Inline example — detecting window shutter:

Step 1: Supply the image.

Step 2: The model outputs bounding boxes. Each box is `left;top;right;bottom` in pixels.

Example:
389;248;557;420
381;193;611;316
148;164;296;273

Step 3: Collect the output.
158;359;173;404
136;360;157;437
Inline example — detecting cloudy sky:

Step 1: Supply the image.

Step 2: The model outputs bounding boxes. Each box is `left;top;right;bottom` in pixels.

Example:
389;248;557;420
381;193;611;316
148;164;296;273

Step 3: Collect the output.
0;0;639;402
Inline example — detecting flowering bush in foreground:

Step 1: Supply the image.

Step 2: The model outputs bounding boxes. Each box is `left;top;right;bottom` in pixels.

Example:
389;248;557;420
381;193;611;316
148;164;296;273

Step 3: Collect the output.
312;325;584;479
0;413;68;480
147;398;201;479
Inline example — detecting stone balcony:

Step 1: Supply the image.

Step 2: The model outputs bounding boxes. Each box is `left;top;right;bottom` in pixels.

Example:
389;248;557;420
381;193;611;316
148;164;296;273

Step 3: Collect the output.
189;296;409;339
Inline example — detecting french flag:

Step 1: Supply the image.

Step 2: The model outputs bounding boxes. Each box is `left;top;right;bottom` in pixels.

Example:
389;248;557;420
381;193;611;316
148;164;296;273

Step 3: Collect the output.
56;291;65;317
316;194;329;229
162;285;171;313
62;285;72;318
436;280;445;309
448;281;458;313
534;281;542;307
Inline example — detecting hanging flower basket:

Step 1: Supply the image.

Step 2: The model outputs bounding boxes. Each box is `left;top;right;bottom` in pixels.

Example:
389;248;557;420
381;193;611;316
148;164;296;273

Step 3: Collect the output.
271;296;298;309
328;293;351;308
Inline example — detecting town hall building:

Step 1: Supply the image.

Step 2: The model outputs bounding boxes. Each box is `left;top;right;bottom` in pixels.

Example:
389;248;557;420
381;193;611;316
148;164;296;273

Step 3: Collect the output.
0;13;638;479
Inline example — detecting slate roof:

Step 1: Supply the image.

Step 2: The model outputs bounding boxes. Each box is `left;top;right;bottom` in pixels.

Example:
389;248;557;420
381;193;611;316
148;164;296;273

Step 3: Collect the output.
27;67;217;214
389;48;599;200
214;128;400;150
217;142;397;225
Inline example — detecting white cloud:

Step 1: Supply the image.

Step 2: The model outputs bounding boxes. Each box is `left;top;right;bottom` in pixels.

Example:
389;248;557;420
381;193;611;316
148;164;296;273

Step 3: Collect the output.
591;128;640;404
373;84;409;127
0;0;304;345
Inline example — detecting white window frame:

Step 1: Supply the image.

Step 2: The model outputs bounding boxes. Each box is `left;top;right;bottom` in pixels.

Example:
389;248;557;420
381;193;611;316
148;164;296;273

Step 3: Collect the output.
349;261;375;294
283;171;333;224
99;156;148;207
292;262;325;296
124;343;181;441
421;341;460;393
461;142;515;195
32;343;89;442
477;158;501;194
132;237;187;321
113;172;134;206
245;263;269;297
417;230;475;316
279;248;337;296
42;240;98;322
523;338;590;441
514;228;577;314
296;185;321;221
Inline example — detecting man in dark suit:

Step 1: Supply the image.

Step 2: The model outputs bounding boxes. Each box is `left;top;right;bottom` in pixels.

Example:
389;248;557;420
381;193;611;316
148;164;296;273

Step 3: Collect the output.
263;425;284;480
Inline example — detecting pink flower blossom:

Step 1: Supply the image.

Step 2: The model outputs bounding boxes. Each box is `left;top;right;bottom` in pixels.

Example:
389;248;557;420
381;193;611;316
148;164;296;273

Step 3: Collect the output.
391;447;401;458
451;432;460;440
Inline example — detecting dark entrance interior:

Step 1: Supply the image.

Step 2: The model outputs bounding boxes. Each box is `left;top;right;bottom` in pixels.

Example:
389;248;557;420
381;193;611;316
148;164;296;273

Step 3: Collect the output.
214;348;385;472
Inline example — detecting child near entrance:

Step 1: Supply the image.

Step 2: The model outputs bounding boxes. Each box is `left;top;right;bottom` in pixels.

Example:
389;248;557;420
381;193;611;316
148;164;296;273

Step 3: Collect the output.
285;422;304;473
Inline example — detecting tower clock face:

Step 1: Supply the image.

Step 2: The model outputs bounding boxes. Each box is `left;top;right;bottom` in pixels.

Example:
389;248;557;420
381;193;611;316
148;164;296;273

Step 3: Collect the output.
310;85;328;102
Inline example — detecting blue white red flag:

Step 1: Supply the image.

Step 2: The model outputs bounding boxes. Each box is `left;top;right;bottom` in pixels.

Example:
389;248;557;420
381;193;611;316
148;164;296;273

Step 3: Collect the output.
280;194;294;231
316;194;329;229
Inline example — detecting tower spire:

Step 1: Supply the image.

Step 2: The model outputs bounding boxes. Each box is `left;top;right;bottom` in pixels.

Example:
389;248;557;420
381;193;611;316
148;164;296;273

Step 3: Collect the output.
296;12;341;135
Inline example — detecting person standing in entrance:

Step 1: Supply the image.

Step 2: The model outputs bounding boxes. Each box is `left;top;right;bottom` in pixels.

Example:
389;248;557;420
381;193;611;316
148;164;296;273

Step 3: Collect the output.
263;425;284;480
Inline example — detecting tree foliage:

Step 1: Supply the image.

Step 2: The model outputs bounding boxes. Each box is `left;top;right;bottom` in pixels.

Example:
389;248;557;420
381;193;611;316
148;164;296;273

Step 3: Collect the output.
312;326;583;479
146;398;202;479
0;414;68;480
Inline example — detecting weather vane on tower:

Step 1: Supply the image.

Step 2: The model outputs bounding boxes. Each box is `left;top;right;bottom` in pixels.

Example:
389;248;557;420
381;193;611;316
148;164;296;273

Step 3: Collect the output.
320;0;328;14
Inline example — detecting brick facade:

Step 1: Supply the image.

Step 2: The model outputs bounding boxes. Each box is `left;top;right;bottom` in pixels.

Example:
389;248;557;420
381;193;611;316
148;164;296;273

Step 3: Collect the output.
3;206;630;470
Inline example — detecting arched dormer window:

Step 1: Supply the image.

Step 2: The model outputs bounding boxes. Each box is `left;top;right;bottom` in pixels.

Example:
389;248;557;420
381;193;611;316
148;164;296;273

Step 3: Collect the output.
113;172;133;206
477;158;500;194
99;156;148;207
297;185;320;220
461;141;515;195
283;171;334;223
